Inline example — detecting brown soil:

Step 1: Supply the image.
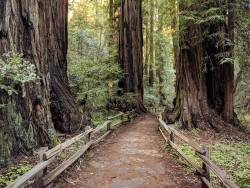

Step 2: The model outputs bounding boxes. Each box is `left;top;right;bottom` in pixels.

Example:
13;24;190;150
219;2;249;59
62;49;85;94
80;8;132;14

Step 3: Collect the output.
53;114;201;188
179;123;250;145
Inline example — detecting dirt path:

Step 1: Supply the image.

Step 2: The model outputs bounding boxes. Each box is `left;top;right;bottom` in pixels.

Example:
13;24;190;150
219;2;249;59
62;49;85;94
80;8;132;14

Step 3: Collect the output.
55;114;201;188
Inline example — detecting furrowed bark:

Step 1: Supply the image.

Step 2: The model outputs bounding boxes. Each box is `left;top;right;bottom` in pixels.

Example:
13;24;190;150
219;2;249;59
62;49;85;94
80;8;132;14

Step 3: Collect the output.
48;0;88;132
163;1;236;129
119;0;146;113
0;0;55;165
0;0;88;165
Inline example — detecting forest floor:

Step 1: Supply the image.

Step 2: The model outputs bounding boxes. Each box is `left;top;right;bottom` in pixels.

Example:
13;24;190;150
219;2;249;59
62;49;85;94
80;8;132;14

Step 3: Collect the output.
178;122;250;187
53;114;201;188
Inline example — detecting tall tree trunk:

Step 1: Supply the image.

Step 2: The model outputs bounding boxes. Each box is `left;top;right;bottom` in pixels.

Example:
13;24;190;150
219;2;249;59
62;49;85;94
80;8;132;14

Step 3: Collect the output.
223;0;235;122
0;0;88;165
234;1;250;109
0;0;56;165
171;0;179;70
203;1;236;124
109;0;114;29
148;0;154;86
48;0;87;133
109;0;114;43
144;13;150;76
108;0;115;58
156;3;166;106
119;0;146;112
166;22;215;129
163;1;235;129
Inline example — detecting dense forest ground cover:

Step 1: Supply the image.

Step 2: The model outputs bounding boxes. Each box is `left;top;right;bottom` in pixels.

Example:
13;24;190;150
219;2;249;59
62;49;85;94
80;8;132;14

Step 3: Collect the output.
178;125;250;188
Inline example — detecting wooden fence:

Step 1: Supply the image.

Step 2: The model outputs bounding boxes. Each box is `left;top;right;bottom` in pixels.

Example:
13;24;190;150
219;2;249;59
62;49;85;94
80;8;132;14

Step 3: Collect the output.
158;115;239;188
8;112;135;188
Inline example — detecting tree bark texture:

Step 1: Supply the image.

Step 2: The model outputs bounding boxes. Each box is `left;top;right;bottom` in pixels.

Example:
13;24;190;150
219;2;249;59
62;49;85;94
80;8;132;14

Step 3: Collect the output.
0;0;87;165
234;1;250;109
0;0;55;165
119;0;146;112
163;1;236;129
48;0;87;133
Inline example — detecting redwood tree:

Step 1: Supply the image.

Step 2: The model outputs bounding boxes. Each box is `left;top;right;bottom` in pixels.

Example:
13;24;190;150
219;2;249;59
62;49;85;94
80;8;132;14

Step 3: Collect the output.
119;0;146;112
163;0;237;129
0;0;55;165
48;0;88;133
0;0;87;165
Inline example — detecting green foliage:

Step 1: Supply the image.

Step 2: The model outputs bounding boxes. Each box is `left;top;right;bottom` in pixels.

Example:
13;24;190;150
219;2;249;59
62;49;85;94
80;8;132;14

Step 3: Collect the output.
0;163;32;187
180;141;250;188
237;111;250;133
212;142;250;188
0;51;37;96
68;1;122;117
179;144;202;165
68;53;121;110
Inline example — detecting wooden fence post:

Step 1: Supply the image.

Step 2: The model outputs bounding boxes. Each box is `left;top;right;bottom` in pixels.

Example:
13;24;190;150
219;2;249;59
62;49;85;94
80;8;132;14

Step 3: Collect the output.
35;147;48;188
202;145;211;188
121;114;124;122
85;127;92;143
107;121;111;131
170;131;174;143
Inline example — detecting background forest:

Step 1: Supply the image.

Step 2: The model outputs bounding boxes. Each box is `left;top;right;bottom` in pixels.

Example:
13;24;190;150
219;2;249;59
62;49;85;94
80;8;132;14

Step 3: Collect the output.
67;0;250;129
0;0;249;187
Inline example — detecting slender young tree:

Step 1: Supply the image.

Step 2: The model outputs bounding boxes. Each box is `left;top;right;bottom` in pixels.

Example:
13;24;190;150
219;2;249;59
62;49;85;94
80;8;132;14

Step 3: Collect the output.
158;1;168;105
148;0;155;86
144;0;150;76
119;0;146;112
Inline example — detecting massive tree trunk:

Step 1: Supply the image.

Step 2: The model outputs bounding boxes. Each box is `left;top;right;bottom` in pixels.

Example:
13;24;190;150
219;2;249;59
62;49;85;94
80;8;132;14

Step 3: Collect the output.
119;0;146;112
0;0;87;165
0;0;56;165
202;1;236;124
164;22;215;129
234;1;250;109
163;1;236;129
48;0;87;133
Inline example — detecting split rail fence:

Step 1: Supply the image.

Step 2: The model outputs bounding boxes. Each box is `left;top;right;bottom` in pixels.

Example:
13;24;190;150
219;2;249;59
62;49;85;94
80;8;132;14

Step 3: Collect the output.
8;111;135;188
158;115;239;188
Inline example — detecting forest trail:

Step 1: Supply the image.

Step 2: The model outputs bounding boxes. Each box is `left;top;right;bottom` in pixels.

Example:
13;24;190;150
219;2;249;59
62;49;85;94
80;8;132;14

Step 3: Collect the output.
55;114;201;188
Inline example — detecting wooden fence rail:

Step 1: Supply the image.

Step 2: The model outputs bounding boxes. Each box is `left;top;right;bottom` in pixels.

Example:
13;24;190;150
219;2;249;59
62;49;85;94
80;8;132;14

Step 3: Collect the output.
158;115;239;188
8;111;135;188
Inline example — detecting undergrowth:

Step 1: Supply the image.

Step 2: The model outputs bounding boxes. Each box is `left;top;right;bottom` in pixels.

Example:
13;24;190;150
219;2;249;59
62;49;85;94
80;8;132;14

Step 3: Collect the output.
179;142;250;188
0;163;32;187
237;110;250;133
